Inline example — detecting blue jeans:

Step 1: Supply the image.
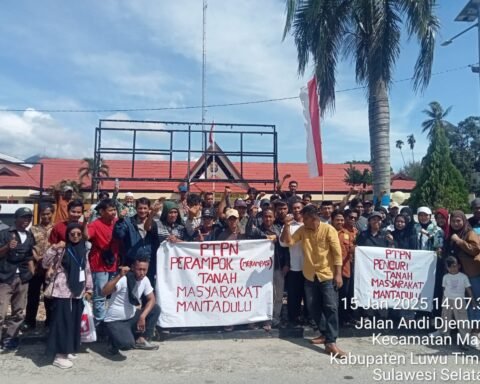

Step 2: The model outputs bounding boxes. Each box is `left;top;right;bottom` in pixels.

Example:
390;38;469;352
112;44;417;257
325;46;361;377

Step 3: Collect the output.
92;272;115;323
468;276;480;322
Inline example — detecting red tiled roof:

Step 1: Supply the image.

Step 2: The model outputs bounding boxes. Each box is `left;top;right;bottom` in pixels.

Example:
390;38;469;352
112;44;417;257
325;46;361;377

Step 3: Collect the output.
0;158;415;193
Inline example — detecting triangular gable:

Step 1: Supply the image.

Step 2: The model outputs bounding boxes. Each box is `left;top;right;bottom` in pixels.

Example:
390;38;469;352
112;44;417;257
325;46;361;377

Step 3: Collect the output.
0;167;19;176
188;143;249;190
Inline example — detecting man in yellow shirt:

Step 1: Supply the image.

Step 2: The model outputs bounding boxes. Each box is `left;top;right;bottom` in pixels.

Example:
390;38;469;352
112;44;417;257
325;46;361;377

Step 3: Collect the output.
280;205;346;357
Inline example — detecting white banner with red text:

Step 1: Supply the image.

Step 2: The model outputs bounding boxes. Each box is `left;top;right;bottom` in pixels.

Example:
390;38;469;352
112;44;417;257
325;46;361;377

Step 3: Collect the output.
156;239;274;327
354;246;437;311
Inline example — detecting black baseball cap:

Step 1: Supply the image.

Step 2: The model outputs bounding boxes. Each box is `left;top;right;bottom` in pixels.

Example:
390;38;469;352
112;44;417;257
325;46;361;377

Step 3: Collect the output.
15;207;33;218
202;208;215;218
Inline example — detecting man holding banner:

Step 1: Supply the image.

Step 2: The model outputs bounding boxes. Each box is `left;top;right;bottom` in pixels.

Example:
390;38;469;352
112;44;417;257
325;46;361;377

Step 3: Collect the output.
280;205;346;357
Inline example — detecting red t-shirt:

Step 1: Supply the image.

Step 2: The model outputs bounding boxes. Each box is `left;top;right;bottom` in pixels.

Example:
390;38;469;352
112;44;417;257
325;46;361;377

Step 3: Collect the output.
49;221;86;244
88;218;119;273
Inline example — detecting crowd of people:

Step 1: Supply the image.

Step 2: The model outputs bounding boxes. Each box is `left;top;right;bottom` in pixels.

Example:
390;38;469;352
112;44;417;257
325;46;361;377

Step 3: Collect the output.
0;178;480;368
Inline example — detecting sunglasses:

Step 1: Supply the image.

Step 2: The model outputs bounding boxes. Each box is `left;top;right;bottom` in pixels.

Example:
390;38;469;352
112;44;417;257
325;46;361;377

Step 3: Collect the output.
69;232;82;237
348;216;358;220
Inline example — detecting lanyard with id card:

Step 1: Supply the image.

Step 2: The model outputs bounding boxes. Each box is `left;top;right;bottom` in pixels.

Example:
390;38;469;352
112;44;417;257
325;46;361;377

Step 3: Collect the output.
68;248;85;283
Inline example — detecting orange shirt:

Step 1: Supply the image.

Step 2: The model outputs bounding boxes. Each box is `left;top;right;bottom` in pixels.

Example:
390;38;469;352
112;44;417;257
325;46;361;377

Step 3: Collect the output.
337;228;355;278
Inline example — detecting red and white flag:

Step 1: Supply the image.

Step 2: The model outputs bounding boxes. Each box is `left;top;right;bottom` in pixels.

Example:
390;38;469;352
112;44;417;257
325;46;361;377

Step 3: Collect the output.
300;76;323;177
209;121;215;145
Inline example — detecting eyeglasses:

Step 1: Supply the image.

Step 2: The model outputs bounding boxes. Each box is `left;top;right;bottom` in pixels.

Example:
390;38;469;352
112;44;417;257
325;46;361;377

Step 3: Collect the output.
69;232;82;237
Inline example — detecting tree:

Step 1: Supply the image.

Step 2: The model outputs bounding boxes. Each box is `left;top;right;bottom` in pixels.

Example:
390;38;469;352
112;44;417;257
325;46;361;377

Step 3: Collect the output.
399;161;422;182
446;116;480;194
407;134;416;163
409;106;468;211
344;163;372;188
284;0;438;201
421;101;454;139
396;140;406;167
78;157;109;201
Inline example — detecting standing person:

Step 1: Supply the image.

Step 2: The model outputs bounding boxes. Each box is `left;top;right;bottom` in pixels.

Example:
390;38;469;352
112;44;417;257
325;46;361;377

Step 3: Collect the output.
194;208;219;241
24;203;55;330
87;191;110;223
280;205;346;356
153;201;186;244
102;259;160;354
429;256;472;347
0;208;35;351
319;201;334;224
444;211;480;336
177;185;189;221
468;198;480;235
114;198;159;283
216;209;245;241
385;202;400;229
362;200;374;218
85;199;120;326
234;199;249;235
53;185;75;224
42;223;93;369
0;204;8;231
331;211;355;327
386;214;418;250
248;207;289;330
356;212;389;247
184;193;203;238
349;198;368;232
302;193;312;205
49;200;85;245
280;201;307;326
435;208;450;241
415;206;444;252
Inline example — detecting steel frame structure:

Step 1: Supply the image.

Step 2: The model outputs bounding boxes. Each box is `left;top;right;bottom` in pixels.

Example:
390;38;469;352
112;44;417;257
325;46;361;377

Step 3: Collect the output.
92;119;279;193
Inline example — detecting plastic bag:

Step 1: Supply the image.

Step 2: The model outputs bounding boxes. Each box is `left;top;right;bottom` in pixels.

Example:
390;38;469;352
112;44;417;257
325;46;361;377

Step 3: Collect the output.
80;300;97;343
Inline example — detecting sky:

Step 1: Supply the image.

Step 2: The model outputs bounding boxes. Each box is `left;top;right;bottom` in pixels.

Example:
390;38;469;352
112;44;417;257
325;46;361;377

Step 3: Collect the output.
0;0;478;172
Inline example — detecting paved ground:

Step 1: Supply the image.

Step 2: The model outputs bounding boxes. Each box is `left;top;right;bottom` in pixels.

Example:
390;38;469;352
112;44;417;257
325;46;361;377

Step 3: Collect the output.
2;326;480;384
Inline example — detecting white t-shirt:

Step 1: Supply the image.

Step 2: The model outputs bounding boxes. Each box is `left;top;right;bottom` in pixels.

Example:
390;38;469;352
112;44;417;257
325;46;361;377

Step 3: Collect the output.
104;275;153;322
443;272;471;300
280;221;304;272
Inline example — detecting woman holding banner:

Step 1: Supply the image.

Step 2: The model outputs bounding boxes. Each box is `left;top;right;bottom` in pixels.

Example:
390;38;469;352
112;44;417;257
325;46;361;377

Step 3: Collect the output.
445;211;480;337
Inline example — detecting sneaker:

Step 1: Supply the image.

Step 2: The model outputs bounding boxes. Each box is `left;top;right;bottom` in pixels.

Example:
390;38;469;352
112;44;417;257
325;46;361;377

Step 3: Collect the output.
53;356;73;369
1;337;19;352
134;340;159;351
67;354;78;360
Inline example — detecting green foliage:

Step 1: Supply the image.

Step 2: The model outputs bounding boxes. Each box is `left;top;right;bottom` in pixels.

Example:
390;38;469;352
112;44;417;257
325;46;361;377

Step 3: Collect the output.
344;163;372;188
446;116;480;194
399;161;422;182
410;114;469;211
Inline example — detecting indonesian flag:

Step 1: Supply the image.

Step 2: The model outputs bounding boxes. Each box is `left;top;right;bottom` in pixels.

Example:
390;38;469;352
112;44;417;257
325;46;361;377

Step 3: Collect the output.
209;121;215;145
300;77;323;177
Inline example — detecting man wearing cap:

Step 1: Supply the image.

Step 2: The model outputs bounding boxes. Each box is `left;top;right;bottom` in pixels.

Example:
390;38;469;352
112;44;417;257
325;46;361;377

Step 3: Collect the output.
122;192;137;218
415;206;444;252
469;198;480;236
234;199;249;235
356;212;389;247
0;208;35;351
194;208;219;241
386;202;400;229
216;209;245;241
53;185;75;224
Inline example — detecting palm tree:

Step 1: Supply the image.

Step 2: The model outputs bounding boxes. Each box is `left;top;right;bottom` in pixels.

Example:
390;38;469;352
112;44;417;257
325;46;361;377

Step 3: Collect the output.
284;0;438;200
78;157;109;201
421;101;454;139
396;140;406;167
407;134;416;163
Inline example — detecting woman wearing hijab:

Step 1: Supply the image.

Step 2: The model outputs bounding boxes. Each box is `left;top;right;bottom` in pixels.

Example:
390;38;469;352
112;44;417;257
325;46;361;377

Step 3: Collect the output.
386;214;418;250
42;223;93;369
414;207;444;252
445;211;480;331
435;209;450;241
399;207;417;237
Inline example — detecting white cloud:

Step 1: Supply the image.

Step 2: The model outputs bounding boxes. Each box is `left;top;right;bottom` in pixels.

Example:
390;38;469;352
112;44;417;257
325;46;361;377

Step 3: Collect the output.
0;109;90;159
